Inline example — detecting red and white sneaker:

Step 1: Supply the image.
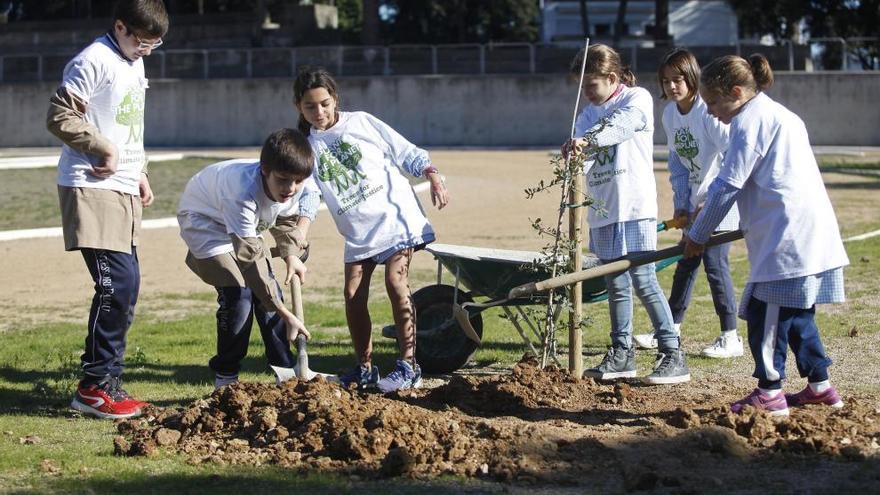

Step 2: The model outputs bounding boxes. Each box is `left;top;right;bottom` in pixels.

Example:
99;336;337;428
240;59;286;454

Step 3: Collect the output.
70;377;146;419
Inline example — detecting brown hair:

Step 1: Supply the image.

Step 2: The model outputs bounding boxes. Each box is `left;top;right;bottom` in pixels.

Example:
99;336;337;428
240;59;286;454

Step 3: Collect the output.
113;0;169;38
701;53;774;97
260;128;314;179
570;43;636;86
293;67;340;135
657;48;700;100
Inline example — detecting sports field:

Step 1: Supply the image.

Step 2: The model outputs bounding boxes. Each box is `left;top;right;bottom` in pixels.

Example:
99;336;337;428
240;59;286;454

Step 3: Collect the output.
1;149;878;493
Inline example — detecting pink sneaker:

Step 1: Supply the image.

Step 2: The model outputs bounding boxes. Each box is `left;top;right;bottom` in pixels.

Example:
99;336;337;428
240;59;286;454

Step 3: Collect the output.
731;389;790;416
785;386;844;408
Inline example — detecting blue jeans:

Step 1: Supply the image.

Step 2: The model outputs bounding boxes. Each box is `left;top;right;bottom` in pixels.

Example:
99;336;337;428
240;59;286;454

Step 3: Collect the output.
208;278;294;376
745;297;832;389
80;247;140;381
604;257;676;350
668;240;738;332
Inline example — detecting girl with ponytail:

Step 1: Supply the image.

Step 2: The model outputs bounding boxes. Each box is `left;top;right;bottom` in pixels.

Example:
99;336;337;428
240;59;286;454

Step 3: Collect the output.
685;54;849;415
564;44;689;385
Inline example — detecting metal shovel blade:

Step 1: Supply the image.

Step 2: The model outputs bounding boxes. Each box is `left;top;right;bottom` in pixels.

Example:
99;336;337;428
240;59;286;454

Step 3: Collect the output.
273;277;338;385
270;338;337;384
452;303;482;345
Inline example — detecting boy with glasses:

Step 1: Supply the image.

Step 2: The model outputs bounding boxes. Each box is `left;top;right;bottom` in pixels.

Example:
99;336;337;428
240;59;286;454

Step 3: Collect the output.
46;0;168;419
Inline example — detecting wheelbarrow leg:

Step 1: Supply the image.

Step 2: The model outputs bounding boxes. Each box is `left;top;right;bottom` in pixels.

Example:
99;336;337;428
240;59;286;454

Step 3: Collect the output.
502;306;541;358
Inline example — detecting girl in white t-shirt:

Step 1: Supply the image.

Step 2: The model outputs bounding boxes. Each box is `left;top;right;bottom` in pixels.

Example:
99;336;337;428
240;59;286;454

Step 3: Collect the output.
633;48;743;359
686;54;849;416
563;44;688;385
293;68;450;393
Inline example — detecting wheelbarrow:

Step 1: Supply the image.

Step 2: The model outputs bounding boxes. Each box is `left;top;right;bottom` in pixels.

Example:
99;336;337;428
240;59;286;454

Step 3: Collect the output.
382;220;690;374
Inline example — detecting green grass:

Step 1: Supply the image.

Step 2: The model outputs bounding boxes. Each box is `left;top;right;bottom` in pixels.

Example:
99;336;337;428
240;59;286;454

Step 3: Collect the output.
0;158;215;231
2;236;879;493
817;154;880;171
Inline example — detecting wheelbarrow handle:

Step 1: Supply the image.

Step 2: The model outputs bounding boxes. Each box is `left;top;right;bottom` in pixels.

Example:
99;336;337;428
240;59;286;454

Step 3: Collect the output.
507;230;743;299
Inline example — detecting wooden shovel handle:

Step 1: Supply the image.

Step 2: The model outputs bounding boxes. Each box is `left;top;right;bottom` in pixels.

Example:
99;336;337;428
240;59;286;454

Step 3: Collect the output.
508;230;743;299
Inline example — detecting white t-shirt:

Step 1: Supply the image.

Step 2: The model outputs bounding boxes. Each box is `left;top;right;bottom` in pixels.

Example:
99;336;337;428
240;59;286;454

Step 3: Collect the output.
663;95;739;231
716;92;849;282
177;160;305;259
575;85;657;228
307;111;434;262
663;96;731;208
56;33;149;196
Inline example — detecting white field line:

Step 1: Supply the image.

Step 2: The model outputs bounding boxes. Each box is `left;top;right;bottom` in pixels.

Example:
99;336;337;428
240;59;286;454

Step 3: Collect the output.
844;229;880;242
0;152;185;170
0;182;431;242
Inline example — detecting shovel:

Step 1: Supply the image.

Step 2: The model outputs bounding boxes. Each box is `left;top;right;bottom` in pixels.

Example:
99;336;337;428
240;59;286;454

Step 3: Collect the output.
271;274;337;384
450;218;694;346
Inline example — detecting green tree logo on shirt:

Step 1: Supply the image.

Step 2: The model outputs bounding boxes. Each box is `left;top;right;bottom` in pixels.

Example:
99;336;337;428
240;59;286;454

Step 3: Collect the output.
674;127;700;173
592;145;617;166
318;140;367;194
115;87;145;144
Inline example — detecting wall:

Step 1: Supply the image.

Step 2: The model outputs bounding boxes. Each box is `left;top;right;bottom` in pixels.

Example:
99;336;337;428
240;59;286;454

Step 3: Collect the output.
3;73;878;148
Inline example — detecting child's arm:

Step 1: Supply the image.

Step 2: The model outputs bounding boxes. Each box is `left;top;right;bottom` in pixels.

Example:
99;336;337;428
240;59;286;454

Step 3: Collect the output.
270;181;319;258
231;234;310;339
565;106;649;163
365;113;449;208
46;59;118;178
364;113;431;177
685;179;740;257
667;151;691;223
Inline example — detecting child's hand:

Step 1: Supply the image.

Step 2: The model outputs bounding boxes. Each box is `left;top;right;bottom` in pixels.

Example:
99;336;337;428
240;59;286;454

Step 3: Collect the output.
428;173;449;209
90;146;118;178
282;312;311;342
284;255;307;285
683;235;705;258
670;209;689;229
139;173;154;207
561;138;588;159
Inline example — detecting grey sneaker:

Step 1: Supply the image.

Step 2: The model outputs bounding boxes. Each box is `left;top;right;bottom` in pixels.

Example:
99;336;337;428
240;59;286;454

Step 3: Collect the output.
643;348;691;385
583;346;637;380
377;359;422;393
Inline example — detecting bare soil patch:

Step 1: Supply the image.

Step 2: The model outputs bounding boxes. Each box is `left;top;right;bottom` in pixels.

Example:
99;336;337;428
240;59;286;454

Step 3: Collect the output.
117;358;880;491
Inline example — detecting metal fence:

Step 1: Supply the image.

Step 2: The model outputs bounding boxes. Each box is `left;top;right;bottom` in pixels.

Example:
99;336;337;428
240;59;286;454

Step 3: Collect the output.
2;39;877;83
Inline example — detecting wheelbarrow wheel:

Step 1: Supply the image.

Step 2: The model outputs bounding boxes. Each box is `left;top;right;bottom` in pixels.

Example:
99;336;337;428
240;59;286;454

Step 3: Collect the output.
413;284;483;374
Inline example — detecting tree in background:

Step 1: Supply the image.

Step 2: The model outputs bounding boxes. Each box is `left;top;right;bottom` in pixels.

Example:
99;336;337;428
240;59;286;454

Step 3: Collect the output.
729;0;878;69
378;0;539;44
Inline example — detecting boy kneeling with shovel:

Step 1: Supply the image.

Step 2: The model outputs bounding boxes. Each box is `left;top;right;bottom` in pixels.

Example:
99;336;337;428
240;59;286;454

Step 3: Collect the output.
177;129;317;389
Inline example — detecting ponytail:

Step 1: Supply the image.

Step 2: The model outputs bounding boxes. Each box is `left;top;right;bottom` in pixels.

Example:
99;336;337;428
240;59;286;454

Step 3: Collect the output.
748;53;774;91
702;53;773;97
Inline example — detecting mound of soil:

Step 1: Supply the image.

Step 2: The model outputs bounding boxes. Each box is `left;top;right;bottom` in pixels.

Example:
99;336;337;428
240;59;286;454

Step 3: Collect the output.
115;359;880;488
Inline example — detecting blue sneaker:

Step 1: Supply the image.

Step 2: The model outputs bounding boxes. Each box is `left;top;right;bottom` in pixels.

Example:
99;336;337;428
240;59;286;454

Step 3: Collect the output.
338;364;379;389
377;359;422;393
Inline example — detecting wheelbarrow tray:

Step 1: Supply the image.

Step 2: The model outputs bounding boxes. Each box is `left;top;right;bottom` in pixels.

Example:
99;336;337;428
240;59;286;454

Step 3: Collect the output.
406;243;680;374
425;243;611;304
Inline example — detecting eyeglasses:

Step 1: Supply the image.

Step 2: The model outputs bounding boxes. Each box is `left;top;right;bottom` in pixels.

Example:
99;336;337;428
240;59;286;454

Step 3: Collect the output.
125;25;163;50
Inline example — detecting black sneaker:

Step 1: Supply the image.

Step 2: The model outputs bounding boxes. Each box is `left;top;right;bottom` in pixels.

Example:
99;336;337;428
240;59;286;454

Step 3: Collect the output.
643;348;691;385
583;346;637;380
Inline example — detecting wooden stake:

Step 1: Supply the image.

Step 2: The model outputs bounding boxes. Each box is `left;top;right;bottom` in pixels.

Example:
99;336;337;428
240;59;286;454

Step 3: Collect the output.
568;176;584;377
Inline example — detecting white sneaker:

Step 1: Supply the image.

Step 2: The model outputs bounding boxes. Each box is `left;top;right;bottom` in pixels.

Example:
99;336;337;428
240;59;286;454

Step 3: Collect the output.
700;334;744;359
633;332;658;349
